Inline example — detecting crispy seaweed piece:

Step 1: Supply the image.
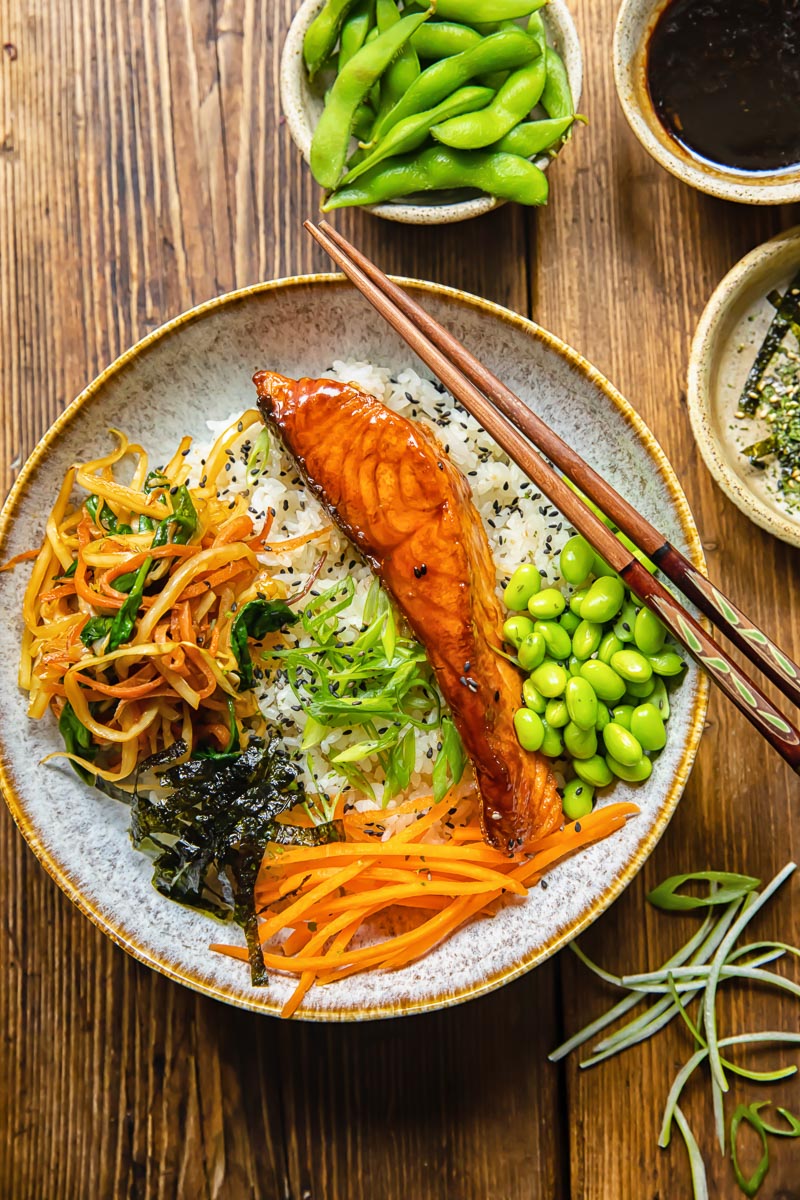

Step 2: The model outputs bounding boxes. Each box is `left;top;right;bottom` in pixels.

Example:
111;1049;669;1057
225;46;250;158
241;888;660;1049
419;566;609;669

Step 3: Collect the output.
131;736;340;985
739;269;800;415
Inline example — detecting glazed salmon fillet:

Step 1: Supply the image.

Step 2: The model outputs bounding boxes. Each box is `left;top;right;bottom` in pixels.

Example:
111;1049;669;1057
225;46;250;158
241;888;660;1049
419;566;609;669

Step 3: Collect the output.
254;371;562;853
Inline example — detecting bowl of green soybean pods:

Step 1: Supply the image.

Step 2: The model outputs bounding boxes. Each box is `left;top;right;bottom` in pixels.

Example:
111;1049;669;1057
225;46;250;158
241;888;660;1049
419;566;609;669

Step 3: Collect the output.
281;0;584;223
502;535;686;821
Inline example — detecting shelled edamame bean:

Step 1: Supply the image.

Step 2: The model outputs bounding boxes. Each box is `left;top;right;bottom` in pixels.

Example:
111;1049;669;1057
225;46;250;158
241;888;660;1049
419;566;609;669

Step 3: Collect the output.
302;0;579;210
504;545;685;822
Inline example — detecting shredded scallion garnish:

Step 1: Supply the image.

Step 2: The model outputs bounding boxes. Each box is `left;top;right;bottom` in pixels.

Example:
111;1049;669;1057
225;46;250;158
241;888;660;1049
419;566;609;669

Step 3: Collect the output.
551;862;799;1198
266;577;465;808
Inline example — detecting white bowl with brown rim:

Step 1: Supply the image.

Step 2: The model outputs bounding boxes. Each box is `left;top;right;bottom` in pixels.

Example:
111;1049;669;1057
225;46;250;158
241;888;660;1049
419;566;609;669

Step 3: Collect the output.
281;0;583;224
688;226;800;548
613;0;800;205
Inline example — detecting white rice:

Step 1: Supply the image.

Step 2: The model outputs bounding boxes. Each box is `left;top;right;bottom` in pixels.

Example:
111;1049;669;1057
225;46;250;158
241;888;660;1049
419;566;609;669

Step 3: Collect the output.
187;360;573;811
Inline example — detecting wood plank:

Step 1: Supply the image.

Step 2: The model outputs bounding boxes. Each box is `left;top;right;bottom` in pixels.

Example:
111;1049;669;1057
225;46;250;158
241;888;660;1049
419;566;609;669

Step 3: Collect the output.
1;0;799;1195
534;2;800;1195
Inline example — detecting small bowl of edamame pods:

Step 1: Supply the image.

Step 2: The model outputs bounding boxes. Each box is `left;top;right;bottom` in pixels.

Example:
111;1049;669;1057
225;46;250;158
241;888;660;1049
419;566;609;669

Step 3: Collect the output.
281;0;583;224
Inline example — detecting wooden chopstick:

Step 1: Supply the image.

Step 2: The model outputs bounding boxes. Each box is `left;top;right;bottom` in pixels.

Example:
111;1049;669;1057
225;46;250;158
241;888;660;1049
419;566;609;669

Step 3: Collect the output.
318;220;800;714
305;220;800;772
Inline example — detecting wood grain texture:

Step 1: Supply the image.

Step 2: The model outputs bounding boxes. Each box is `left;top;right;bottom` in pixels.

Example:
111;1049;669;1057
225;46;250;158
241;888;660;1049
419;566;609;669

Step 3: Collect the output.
0;1;798;1197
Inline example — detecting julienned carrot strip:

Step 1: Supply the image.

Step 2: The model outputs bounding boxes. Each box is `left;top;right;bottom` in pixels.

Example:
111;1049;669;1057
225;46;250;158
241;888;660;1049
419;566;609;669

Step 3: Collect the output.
217;803;640;1012
257;860;367;945
213;515;254;547
262;526;333;553
283;915;363;1018
0;547;41;572
263;840;514;869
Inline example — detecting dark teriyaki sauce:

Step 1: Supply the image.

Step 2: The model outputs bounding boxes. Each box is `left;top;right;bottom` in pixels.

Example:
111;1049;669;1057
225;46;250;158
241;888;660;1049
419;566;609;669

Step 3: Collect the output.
647;0;800;173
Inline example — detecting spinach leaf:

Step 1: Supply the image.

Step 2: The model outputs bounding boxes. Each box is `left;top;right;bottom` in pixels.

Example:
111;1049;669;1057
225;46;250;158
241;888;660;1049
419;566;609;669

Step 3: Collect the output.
58;701;97;783
143;470;170;494
55;559;78;581
85;494;133;536
107;556;151;653
80;616;114;648
151;485;197;549
231;598;299;691
131;735;337;985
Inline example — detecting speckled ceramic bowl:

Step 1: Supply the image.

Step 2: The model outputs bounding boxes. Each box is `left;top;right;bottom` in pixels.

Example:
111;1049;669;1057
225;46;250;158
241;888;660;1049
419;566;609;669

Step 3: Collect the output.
688;226;800;548
280;0;583;224
0;277;707;1019
614;0;800;205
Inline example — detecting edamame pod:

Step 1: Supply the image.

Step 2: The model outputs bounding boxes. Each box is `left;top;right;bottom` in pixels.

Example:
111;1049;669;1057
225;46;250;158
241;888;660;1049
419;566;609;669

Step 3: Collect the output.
339;0;376;72
559;534;594;586
322;145;549;209
580;576;625;623
534;619;572;660
541;45;574;118
494;116;575;158
311;8;433;188
631;703;667;752
370;27;539;141
634;606;666;655
503;561;541;610
602;722;643;767
562;778;594;820
411;20;482;59
503;614;534;647
432;57;546;149
579;660;626;703
341;86;495;187
434;0;547;21
514;707;545;752
305;0;360;78
375;0;421;119
573;755;613;788
518;630;546;671
563;721;597;760
565;676;598;730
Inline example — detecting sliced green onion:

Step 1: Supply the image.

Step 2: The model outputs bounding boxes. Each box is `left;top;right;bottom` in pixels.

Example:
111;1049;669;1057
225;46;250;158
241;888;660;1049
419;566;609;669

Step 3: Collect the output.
730;1104;770;1198
672;1106;709;1200
648;871;761;911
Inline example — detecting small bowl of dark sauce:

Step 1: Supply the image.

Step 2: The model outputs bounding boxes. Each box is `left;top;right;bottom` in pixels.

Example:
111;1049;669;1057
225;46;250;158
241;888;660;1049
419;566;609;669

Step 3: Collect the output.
614;0;800;203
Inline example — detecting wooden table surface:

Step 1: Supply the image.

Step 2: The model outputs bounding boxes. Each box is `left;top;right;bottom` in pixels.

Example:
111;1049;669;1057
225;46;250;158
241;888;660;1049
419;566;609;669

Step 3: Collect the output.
2;2;799;1196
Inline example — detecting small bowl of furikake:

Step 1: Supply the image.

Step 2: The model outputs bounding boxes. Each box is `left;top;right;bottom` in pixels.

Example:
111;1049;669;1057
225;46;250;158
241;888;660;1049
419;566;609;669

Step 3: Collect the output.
280;0;584;224
688;226;800;548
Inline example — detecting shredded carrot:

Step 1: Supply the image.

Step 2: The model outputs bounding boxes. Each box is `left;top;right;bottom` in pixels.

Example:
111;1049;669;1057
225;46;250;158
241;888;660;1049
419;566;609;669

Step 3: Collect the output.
213;798;639;1016
0;547;42;572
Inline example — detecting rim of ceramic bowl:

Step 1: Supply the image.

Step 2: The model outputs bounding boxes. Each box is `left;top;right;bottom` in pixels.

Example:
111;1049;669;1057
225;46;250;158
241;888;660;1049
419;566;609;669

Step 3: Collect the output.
687;226;800;549
0;275;708;1020
613;0;800;206
280;0;583;225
